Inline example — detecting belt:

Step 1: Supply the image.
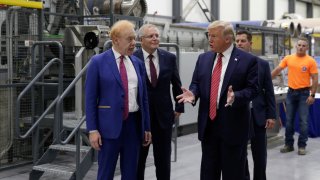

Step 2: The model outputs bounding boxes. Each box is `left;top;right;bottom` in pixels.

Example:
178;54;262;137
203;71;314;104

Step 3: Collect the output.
288;87;310;92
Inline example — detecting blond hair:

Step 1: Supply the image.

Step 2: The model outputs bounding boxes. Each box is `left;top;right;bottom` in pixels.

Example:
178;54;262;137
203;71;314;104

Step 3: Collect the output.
208;20;235;41
110;20;135;39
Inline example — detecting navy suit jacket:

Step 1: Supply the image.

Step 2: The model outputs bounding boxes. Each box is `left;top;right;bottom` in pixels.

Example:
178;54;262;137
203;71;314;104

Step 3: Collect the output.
133;48;184;129
252;58;276;127
190;47;258;145
85;49;150;139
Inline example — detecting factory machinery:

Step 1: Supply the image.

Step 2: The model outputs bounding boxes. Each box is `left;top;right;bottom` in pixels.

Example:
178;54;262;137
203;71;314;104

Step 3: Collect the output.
0;0;320;179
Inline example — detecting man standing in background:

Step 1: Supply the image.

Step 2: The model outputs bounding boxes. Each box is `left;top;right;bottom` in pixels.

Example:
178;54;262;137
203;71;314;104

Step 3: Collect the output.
272;37;318;155
134;24;184;180
236;30;276;180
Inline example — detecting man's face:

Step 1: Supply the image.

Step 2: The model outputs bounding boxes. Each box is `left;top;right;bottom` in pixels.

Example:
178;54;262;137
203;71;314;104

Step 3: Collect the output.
235;34;252;53
207;27;229;53
114;28;136;56
140;27;160;54
296;40;308;56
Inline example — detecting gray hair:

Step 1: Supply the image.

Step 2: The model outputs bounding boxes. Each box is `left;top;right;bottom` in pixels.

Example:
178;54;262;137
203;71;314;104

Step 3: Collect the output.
137;24;159;38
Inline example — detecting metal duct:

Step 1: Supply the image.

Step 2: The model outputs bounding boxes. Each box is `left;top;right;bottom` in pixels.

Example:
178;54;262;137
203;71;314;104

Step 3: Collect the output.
263;20;295;37
88;0;147;18
294;23;302;37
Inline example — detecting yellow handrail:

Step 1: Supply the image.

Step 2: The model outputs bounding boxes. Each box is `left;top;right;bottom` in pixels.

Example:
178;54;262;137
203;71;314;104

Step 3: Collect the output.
0;0;43;9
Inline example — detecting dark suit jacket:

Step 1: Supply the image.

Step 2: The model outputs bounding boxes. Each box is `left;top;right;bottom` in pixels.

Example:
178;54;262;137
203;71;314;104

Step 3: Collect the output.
85;49;150;139
252;58;276;127
190;47;258;145
133;48;184;129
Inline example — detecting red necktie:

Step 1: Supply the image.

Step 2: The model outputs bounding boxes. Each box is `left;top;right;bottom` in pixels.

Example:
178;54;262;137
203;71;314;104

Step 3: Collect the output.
209;53;223;121
148;54;158;87
119;55;129;120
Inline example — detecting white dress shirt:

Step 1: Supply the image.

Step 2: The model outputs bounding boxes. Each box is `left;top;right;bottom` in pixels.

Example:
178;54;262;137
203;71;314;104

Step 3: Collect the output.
142;48;159;82
112;48;139;112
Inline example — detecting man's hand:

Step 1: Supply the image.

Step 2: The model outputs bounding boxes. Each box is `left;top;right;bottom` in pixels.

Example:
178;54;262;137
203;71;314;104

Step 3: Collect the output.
89;131;102;151
176;87;195;103
306;96;315;105
265;119;275;129
225;85;235;107
143;131;152;146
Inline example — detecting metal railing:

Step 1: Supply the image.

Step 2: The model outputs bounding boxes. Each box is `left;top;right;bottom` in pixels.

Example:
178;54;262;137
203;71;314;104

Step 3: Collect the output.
15;41;63;164
15;57;63;139
55;60;91;179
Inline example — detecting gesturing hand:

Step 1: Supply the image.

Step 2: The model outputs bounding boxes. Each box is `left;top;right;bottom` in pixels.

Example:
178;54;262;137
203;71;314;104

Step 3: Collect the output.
225;85;235;107
176;87;195;104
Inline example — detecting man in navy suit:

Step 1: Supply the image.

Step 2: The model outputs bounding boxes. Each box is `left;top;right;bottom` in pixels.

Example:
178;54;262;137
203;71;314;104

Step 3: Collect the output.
134;24;184;180
236;30;276;180
85;20;151;180
177;21;258;180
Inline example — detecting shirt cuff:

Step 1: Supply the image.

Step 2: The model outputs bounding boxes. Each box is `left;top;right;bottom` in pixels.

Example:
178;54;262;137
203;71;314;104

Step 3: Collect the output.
89;130;98;133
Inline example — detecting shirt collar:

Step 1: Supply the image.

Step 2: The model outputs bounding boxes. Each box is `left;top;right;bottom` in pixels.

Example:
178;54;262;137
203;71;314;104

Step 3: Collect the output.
142;48;157;61
220;44;234;58
112;47;129;60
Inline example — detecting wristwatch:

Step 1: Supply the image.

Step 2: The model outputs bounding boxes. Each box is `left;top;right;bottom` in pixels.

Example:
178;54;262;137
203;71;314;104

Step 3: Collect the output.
310;94;315;98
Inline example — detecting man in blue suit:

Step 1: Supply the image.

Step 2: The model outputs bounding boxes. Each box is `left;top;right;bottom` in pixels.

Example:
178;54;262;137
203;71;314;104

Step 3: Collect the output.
177;21;258;180
85;20;151;180
236;30;276;180
134;24;184;180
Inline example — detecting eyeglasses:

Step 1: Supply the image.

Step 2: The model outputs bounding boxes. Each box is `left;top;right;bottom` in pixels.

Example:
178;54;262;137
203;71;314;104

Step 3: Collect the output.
142;34;160;39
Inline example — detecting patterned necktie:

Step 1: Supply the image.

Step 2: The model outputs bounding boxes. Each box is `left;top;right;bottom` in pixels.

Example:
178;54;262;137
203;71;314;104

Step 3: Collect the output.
119;55;129;120
209;53;223;121
148;54;158;87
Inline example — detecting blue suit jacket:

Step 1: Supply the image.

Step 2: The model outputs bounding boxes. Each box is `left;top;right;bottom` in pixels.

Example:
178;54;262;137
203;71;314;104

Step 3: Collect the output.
190;47;258;145
252;58;276;127
133;48;184;129
85;49;150;139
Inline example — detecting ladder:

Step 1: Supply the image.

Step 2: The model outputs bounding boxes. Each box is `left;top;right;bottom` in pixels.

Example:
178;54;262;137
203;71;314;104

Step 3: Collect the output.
182;0;214;22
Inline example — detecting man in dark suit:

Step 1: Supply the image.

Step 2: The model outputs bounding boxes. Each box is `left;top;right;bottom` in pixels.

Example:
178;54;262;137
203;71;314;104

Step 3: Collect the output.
177;21;258;180
236;30;276;180
85;20;151;180
134;24;184;180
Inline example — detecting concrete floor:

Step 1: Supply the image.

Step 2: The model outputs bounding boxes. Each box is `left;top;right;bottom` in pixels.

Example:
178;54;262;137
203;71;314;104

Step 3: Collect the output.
1;128;320;180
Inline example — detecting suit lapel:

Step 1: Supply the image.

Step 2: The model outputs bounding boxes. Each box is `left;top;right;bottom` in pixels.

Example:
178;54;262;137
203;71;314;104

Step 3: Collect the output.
220;47;240;96
136;49;152;86
157;49;164;82
105;50;123;87
205;52;216;98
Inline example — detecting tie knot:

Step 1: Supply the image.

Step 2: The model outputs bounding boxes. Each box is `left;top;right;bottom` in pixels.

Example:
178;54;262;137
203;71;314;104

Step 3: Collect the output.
218;53;223;58
120;55;125;61
148;54;154;60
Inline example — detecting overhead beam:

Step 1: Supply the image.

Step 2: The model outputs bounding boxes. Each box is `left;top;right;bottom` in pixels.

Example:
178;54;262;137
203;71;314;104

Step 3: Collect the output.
306;2;313;18
288;0;295;13
172;0;182;23
267;0;274;20
0;0;43;9
211;0;219;20
241;0;249;20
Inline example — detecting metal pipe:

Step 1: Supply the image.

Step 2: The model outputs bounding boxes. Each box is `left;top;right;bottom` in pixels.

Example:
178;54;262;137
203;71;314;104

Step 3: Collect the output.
0;0;43;9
